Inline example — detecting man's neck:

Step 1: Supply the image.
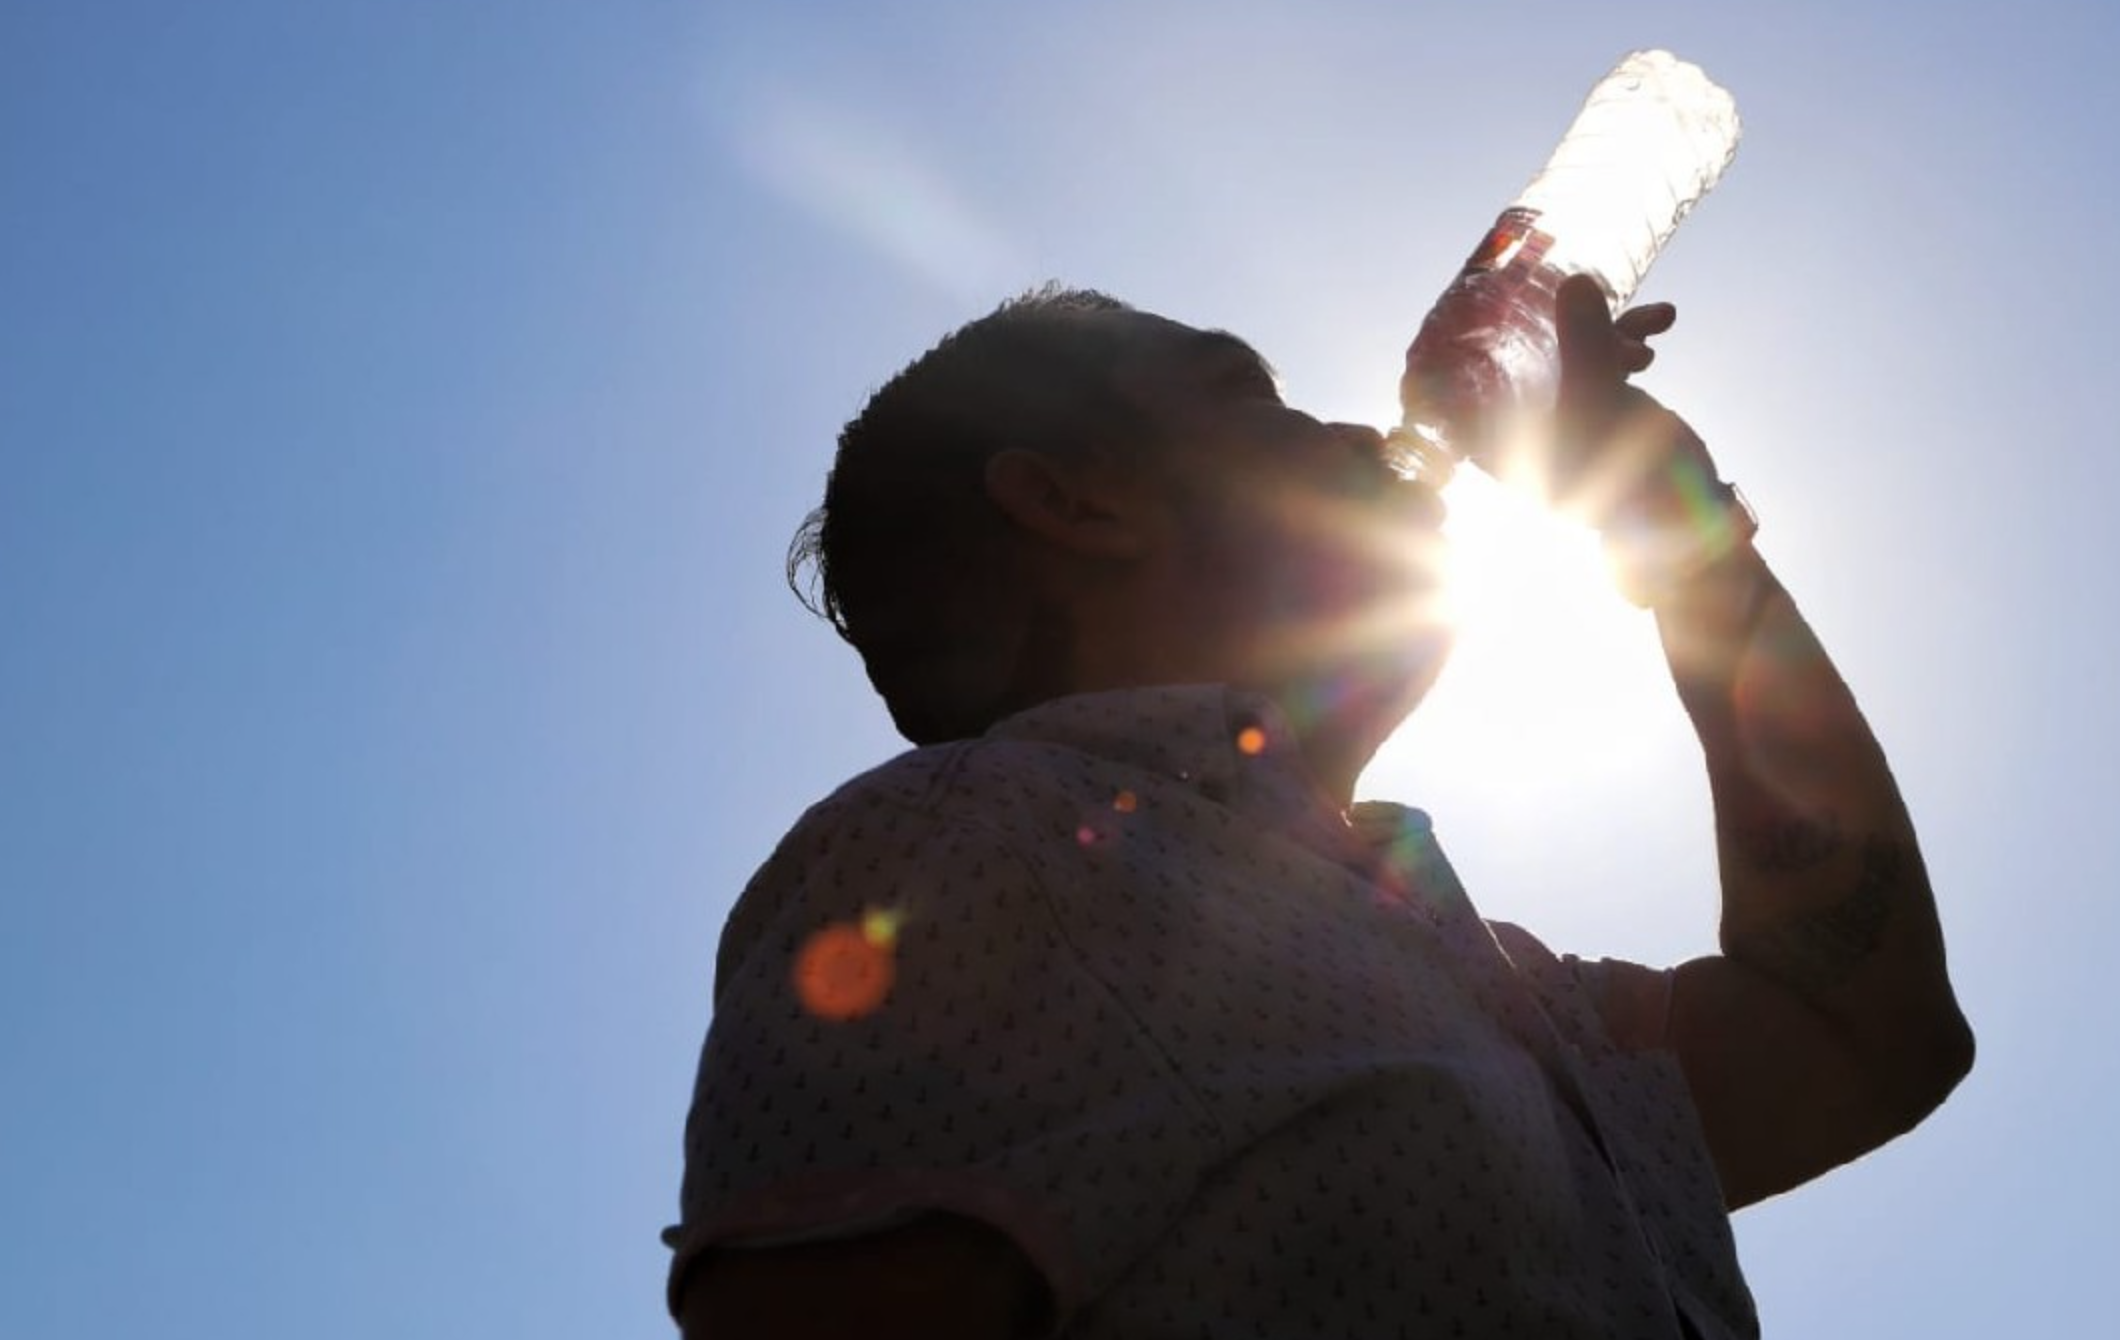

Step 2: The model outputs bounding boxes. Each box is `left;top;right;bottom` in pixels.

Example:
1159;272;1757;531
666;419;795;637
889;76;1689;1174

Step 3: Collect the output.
1296;734;1364;813
1264;673;1425;814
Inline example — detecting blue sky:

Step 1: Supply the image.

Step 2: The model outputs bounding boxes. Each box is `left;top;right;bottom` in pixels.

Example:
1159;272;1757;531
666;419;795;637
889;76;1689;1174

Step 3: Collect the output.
4;1;2115;1336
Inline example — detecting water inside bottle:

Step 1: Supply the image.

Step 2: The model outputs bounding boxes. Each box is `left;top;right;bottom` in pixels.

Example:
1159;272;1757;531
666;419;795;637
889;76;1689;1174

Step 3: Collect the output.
1396;208;1571;483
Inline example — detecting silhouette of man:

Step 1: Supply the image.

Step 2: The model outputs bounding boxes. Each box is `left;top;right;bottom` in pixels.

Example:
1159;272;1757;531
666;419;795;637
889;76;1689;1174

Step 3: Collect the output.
664;275;1972;1338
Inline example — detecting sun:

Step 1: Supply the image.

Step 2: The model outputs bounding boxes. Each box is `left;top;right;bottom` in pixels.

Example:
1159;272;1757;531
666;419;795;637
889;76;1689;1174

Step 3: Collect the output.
1366;467;1680;806
1280;343;1683;816
1436;468;1618;649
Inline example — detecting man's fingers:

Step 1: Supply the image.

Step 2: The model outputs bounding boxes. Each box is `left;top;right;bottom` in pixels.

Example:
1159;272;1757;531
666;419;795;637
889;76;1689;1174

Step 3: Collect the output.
1616;302;1674;375
1555;274;1614;344
1555;274;1620;382
1614;302;1678;339
1559;278;1675;387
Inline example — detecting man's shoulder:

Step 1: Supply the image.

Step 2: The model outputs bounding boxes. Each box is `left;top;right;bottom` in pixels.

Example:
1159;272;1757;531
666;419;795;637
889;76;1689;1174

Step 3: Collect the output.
793;739;974;829
791;731;1091;834
711;734;1099;994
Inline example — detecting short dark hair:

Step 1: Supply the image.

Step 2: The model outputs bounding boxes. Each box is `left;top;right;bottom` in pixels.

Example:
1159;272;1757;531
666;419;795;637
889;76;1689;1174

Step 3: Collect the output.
787;284;1157;744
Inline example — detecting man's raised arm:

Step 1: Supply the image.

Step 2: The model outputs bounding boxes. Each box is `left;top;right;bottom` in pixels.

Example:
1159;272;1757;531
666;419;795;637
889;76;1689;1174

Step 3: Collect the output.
1554;276;1974;1208
1655;540;1973;1208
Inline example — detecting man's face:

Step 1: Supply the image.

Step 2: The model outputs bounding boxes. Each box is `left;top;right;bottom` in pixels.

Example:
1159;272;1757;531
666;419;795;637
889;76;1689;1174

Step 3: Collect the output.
1098;310;1455;731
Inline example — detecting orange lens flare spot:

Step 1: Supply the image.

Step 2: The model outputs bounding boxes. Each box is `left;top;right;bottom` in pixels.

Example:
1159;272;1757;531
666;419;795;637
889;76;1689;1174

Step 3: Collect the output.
1112;790;1138;813
793;921;897;1022
1236;726;1267;756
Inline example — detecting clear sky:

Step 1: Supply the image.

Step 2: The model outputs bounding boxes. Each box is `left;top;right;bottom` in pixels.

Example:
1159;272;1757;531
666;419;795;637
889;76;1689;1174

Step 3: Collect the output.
4;1;2114;1336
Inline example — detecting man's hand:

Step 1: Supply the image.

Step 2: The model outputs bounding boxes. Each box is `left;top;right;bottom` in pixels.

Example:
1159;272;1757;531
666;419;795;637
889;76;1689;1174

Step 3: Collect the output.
1547;272;1702;524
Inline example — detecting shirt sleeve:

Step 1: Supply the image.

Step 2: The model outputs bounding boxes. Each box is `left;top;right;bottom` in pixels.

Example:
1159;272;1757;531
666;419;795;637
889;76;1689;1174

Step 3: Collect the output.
1485;919;1677;1054
664;785;1221;1323
1483;921;1755;1332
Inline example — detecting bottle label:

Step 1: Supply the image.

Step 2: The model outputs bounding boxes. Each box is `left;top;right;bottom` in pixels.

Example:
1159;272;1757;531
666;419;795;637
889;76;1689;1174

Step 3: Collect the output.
1461;206;1553;275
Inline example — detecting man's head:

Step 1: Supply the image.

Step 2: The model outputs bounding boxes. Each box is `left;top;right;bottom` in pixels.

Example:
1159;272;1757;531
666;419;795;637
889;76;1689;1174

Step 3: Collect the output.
791;285;1452;790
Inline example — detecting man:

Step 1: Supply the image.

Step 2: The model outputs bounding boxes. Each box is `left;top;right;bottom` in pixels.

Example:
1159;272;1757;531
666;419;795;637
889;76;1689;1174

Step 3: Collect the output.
663;277;1973;1338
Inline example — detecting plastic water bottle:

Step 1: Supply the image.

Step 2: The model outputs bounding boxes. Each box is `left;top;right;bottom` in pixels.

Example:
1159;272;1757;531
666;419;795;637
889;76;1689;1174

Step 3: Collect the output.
1389;50;1741;486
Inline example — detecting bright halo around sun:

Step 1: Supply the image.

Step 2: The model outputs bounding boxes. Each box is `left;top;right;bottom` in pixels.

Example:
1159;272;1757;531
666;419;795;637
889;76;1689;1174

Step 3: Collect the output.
1368;466;1682;811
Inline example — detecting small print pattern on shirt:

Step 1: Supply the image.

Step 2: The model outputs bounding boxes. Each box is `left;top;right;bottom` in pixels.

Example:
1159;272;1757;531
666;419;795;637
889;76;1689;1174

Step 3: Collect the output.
669;685;1757;1339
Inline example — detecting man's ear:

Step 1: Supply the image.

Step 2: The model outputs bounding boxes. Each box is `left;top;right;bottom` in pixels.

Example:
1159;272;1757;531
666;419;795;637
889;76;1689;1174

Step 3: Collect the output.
983;448;1155;560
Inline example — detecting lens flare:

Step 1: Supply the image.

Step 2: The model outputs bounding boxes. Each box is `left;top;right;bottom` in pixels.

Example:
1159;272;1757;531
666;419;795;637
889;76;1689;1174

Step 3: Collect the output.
793;913;900;1021
860;907;903;947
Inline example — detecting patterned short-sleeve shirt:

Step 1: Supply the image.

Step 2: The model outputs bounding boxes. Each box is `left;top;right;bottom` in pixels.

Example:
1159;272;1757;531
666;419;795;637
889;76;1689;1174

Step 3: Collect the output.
667;685;1757;1338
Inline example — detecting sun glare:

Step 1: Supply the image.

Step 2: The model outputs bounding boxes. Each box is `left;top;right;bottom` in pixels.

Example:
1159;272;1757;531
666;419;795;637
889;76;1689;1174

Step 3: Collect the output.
1372;467;1679;802
1438;470;1614;637
1254;338;1687;824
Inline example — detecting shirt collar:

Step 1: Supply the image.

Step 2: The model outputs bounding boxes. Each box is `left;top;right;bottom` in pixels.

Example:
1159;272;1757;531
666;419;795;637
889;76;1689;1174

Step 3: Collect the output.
981;684;1360;855
980;686;1466;920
